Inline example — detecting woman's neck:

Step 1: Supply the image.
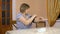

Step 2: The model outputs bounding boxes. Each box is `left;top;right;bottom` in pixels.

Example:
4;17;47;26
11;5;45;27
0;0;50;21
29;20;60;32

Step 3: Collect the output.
22;12;26;16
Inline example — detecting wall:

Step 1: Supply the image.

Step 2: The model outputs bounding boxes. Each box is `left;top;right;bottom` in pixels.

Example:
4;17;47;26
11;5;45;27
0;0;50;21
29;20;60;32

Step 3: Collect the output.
12;0;16;21
53;20;60;28
12;0;47;21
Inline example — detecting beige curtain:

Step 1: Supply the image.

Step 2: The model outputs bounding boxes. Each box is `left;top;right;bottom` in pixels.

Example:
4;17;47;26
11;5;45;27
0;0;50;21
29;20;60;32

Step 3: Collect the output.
58;0;60;14
47;0;60;27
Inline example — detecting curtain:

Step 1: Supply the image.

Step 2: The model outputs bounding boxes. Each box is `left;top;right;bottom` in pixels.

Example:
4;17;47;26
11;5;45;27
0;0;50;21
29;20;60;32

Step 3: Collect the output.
58;0;60;14
47;0;60;27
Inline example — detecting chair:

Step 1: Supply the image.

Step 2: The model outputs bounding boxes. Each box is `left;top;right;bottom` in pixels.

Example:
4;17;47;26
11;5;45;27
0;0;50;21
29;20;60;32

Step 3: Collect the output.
12;24;17;30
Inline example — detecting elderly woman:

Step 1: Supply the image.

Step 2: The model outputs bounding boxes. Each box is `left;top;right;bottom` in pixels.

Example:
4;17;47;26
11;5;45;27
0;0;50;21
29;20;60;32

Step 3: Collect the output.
16;3;43;29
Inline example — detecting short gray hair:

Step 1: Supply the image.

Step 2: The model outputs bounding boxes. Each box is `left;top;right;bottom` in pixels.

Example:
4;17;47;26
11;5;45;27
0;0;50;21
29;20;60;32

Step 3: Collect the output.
20;3;30;13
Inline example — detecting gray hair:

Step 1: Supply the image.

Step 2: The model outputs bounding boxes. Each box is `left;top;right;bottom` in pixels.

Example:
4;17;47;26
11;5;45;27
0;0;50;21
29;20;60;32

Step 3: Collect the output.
20;3;30;13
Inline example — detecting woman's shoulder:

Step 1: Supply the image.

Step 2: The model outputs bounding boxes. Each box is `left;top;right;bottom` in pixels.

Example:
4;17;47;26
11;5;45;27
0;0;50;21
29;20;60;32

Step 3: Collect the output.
16;13;23;18
17;12;22;15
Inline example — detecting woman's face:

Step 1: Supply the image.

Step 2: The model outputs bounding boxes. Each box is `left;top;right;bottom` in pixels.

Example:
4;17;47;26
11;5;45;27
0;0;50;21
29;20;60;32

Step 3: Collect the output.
25;8;30;14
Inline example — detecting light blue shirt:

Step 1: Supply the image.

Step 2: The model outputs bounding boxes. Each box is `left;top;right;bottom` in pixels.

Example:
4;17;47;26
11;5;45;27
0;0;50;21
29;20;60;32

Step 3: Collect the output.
16;13;32;29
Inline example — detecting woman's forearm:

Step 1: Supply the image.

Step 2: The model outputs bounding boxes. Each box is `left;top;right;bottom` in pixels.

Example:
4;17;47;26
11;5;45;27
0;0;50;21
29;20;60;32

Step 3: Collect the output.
26;16;36;25
19;15;37;26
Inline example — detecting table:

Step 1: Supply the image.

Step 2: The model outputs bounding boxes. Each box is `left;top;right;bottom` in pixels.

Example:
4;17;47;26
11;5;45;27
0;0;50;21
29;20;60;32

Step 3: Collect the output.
36;19;48;28
36;21;46;28
6;27;60;34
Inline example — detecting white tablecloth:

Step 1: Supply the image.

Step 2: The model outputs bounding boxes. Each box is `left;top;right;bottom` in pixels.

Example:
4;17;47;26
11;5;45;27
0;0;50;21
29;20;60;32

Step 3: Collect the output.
5;27;60;34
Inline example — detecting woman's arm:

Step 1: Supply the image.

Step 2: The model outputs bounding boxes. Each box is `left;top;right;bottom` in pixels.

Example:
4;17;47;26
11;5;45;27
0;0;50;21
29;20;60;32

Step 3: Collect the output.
18;15;37;26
